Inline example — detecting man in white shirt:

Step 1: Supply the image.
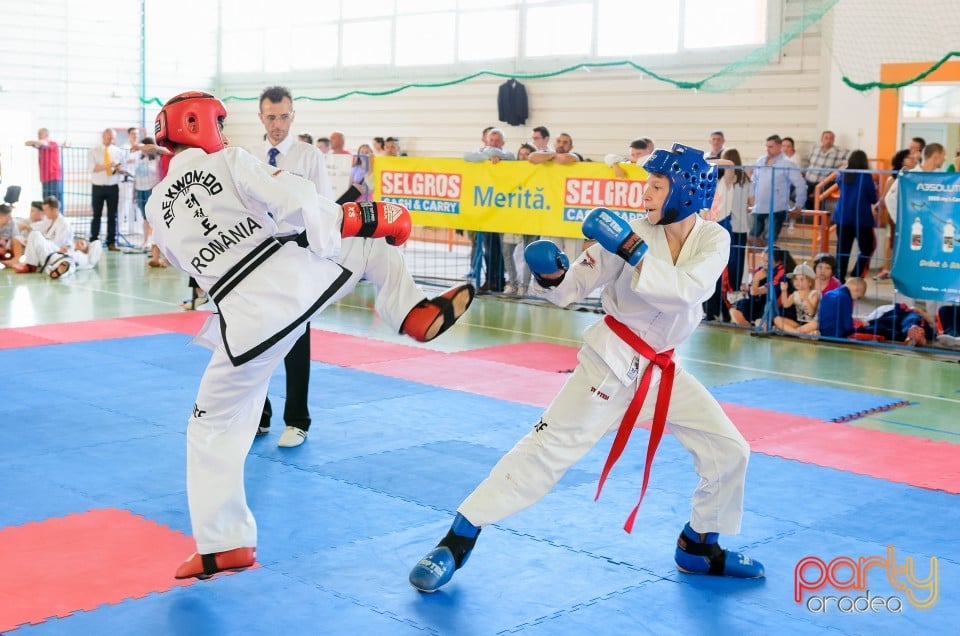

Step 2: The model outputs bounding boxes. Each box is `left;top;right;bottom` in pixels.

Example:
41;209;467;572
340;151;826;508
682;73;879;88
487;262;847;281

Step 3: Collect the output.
884;142;945;224
250;85;474;448
88;128;124;250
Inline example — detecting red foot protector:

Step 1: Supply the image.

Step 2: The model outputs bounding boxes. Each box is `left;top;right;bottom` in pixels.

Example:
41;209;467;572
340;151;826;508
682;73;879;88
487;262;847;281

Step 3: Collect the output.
0;508;198;631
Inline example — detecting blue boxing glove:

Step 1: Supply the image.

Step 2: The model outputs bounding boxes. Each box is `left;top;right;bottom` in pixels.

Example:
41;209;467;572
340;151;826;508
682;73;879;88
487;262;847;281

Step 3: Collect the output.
524;240;569;288
582;207;647;266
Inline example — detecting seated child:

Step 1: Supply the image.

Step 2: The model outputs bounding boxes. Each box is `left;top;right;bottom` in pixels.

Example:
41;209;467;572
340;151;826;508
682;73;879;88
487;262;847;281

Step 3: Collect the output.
817;277;867;338
1;201;44;267
45;238;104;279
0;204;15;262
854;303;935;347
729;247;792;326
773;262;820;334
813;252;842;295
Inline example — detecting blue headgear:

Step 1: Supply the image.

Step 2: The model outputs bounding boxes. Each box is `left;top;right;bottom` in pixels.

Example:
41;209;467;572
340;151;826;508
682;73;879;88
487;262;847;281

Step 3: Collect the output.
641;143;717;225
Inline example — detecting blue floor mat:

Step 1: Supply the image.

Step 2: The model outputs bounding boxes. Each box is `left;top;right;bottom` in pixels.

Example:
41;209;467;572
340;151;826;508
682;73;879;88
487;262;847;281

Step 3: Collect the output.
709;377;911;421
2;334;956;635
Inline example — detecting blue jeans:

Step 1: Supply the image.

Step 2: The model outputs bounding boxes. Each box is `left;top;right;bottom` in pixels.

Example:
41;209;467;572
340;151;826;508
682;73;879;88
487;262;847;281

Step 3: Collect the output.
749;211;787;245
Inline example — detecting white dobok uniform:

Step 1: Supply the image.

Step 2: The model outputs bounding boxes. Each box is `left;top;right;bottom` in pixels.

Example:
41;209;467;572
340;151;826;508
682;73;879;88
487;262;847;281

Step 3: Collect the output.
459;215;751;536
147;147;352;554
249;136;423;331
23;216;73;267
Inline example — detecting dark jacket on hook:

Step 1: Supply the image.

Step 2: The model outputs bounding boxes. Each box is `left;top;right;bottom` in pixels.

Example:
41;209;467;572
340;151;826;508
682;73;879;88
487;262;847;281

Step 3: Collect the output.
498;79;529;126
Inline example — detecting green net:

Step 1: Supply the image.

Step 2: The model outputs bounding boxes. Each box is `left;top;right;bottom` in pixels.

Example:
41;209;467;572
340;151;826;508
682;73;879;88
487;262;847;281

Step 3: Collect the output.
139;0;960;106
822;0;960;91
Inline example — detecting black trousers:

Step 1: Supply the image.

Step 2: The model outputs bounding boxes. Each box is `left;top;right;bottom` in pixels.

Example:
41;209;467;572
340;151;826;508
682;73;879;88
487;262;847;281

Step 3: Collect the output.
260;327;311;431
260;232;312;431
90;184;119;246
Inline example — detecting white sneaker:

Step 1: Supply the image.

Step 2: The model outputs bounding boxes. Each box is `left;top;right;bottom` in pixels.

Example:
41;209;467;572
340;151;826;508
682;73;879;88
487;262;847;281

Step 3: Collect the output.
277;426;307;448
503;284;517;295
936;333;960;349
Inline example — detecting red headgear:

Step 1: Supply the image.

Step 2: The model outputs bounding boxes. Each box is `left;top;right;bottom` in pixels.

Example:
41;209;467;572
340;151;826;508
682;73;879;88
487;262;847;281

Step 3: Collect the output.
155;91;227;155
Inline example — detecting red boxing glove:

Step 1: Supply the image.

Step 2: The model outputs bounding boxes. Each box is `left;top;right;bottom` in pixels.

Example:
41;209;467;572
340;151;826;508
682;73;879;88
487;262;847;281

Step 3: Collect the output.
341;201;412;247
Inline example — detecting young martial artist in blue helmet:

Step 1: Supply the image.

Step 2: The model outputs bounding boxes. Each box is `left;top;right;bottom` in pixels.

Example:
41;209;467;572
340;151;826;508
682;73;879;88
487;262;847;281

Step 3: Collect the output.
409;143;764;592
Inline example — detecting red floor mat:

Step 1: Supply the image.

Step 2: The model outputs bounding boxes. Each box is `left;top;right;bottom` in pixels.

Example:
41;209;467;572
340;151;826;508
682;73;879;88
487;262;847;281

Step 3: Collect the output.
14;319;171;344
641;404;960;494
121;311;211;335
0;329;61;350
454;341;580;373
310;329;438;367
0;509;197;631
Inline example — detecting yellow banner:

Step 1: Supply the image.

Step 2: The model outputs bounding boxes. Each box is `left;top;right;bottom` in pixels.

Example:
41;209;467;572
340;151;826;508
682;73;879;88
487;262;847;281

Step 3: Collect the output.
372;157;649;238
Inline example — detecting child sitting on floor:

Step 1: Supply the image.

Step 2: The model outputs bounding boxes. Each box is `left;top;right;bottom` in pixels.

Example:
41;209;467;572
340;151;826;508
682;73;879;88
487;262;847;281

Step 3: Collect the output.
774;262;820;334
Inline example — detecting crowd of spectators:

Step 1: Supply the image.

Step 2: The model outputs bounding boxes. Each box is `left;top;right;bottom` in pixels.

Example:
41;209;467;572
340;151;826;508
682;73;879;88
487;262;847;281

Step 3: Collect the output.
5;119;957;351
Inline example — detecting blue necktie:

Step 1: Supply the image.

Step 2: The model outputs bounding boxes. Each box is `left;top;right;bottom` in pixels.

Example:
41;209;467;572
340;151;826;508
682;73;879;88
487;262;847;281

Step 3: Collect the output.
268;147;279;167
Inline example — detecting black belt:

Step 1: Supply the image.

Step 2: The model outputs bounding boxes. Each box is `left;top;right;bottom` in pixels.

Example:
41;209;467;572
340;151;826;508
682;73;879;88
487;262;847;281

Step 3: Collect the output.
208;237;283;305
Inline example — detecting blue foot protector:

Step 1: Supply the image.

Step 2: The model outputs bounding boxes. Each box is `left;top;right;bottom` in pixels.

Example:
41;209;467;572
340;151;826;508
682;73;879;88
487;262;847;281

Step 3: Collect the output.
674;522;764;578
409;513;480;593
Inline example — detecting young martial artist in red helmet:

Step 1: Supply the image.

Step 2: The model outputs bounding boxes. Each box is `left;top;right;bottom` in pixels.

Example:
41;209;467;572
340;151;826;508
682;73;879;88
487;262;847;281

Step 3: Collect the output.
409;143;764;593
148;91;468;580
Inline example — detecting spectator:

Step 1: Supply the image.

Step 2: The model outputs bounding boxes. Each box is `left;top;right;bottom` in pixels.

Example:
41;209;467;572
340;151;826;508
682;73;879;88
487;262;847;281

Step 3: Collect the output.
705;130;725;161
804;130;848;209
130;136;168;250
45;237;104;279
298;133;314;145
884;143;945;226
515;143;534;161
719;149;753;295
316;137;330;153
478;126;494;151
24;128;63;204
329;131;351;155
528;133;584;259
530;125;551;152
774;262;820;334
729;246;793;327
817;277;867;338
2;201;44;267
781;137;799;164
385;136;406;156
875;149;918;280
750;134;805;248
0;204;15;264
813;252;842;295
606;137;654;178
88;128;123;251
833;150;878;281
350;144;375;203
702;149;752;320
852;302;933;346
12;196;73;273
372;136;386;155
516;142;539;292
909;137;926;162
464;128;515;293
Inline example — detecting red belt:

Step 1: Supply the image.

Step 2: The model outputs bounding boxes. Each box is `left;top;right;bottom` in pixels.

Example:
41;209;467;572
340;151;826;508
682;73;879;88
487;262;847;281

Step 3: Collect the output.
595;315;676;533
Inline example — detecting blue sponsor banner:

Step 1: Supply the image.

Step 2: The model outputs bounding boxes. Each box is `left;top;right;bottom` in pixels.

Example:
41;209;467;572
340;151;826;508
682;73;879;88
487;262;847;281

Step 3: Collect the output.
894;171;960;301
